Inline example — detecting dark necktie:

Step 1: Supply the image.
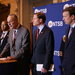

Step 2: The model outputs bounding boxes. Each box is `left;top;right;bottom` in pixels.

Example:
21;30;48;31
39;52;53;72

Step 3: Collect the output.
13;30;17;40
35;29;39;40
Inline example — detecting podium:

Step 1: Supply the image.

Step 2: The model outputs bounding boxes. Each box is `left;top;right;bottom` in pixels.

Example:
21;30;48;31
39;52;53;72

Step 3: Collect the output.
0;59;17;75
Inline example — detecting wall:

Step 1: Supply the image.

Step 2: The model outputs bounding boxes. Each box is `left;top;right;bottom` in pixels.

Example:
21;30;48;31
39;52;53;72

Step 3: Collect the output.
0;0;69;28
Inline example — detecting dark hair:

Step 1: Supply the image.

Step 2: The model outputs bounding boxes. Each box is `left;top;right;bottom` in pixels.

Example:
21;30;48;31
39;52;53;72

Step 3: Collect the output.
35;12;46;23
63;6;75;16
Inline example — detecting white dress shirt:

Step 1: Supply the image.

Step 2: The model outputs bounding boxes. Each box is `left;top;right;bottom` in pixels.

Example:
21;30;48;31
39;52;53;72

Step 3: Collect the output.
37;24;45;34
1;31;8;44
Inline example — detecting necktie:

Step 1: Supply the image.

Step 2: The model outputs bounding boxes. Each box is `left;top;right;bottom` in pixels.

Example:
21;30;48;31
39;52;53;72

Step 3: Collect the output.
68;27;73;38
35;29;39;40
13;30;17;40
12;30;17;46
12;30;17;54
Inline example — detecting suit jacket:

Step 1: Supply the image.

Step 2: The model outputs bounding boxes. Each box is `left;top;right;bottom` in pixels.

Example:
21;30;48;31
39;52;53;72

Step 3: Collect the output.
1;25;30;64
0;31;9;55
31;25;54;70
63;27;75;75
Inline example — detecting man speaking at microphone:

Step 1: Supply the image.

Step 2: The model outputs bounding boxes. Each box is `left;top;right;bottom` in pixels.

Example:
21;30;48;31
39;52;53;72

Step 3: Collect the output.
0;14;30;75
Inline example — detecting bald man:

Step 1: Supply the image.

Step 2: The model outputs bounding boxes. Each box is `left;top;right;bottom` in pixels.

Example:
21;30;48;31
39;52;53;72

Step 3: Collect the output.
0;14;30;75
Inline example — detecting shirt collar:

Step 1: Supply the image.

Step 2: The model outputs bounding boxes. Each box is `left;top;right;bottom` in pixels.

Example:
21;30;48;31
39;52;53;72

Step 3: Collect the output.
70;23;75;28
3;31;8;34
2;31;8;38
13;29;18;33
37;24;44;33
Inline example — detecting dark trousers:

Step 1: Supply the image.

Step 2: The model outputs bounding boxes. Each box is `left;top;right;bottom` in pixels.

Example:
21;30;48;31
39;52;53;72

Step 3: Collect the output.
17;63;30;75
62;67;74;75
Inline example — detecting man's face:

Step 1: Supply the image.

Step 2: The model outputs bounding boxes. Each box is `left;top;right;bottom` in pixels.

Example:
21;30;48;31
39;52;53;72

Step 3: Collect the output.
7;16;18;29
32;14;41;26
62;11;73;25
1;21;8;31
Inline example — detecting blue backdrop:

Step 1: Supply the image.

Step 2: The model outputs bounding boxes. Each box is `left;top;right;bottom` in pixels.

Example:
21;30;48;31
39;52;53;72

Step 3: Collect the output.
33;0;75;75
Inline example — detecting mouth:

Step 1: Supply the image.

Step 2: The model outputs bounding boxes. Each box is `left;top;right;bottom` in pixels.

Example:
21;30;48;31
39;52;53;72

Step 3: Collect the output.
9;24;12;27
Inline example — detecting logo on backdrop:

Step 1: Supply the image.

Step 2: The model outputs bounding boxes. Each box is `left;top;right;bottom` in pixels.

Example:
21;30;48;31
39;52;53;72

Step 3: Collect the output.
34;8;47;13
63;3;75;9
48;20;63;28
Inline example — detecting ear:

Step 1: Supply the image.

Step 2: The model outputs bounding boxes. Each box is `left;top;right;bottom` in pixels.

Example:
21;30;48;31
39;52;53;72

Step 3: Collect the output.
71;15;75;20
40;19;42;23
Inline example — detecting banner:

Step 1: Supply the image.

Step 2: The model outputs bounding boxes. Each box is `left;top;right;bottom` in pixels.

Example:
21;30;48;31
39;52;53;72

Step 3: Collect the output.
33;0;75;75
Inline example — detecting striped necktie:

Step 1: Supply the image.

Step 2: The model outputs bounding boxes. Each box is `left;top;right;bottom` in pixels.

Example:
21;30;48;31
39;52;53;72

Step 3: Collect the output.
35;29;39;40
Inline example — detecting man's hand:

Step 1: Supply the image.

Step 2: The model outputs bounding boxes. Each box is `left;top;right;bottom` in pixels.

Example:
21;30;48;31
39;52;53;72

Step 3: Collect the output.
41;68;47;73
6;56;15;60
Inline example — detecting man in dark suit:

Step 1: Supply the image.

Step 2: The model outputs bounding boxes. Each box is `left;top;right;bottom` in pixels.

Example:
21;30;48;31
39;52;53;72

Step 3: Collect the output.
0;14;30;75
62;6;75;75
0;20;9;56
31;12;54;75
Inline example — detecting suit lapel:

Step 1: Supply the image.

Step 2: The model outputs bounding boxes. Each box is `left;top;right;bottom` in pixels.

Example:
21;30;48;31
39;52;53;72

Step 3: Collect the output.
9;25;21;48
0;32;9;46
65;27;70;48
2;31;9;44
15;25;21;40
33;25;47;49
9;30;14;46
65;27;75;48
